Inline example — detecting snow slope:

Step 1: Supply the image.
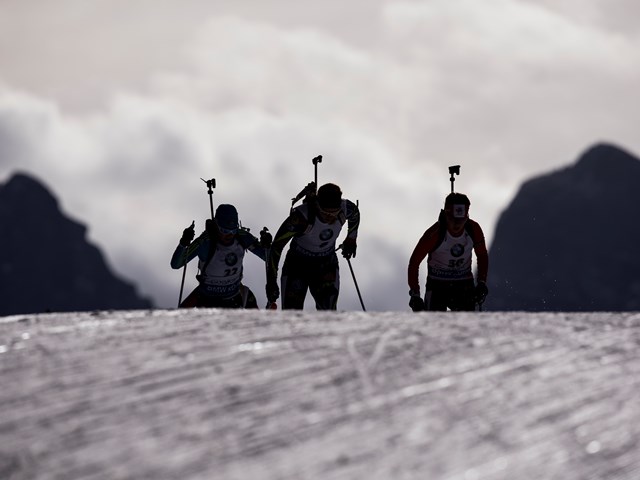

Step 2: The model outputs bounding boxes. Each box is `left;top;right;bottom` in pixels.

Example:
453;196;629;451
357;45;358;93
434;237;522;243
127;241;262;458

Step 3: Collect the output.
1;309;639;479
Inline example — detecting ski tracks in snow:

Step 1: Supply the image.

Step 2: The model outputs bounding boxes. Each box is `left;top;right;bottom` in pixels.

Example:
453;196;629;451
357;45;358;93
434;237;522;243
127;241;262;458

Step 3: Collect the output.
346;327;397;396
1;309;640;479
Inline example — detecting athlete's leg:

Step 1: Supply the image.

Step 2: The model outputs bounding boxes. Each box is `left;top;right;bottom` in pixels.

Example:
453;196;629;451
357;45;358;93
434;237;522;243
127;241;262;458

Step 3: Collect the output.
425;278;448;311
309;256;340;310
281;258;309;309
449;280;476;311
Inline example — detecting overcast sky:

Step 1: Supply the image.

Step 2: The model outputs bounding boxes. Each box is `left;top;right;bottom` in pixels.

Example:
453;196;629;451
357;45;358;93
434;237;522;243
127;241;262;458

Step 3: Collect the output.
1;0;639;311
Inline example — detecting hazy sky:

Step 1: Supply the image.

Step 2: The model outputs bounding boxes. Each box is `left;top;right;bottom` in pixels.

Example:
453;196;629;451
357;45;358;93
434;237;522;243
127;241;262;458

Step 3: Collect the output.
1;0;639;310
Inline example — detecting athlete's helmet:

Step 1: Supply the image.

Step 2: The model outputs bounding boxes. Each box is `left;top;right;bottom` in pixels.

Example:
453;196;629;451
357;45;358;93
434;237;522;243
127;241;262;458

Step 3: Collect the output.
215;204;239;232
444;193;470;219
317;183;342;210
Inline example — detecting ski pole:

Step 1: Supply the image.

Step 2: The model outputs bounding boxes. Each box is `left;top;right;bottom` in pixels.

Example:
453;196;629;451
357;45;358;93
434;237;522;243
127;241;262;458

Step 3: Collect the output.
346;257;366;311
178;265;187;307
336;244;366;311
178;220;194;307
449;165;460;193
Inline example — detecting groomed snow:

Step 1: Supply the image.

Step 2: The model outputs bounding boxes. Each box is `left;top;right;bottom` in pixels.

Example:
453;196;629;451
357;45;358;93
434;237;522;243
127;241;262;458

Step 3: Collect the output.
2;309;640;479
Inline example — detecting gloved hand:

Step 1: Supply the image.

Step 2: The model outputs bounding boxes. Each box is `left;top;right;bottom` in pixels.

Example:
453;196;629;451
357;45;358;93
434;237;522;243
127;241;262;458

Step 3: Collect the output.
179;222;195;246
303;181;316;196
341;238;357;259
292;181;317;204
409;291;425;312
260;227;272;248
266;278;280;303
475;281;489;304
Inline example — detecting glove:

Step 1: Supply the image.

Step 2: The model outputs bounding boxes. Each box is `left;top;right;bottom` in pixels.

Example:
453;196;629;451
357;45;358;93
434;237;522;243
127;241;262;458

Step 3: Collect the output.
475;281;489;304
266;278;280;303
409;291;425;312
260;227;272;248
341;238;357;259
303;181;317;195
292;181;317;204
179;222;195;246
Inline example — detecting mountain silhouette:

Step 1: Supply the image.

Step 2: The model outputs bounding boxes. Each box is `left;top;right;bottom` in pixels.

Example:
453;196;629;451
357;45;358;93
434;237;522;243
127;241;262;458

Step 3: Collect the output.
0;172;153;315
488;143;640;311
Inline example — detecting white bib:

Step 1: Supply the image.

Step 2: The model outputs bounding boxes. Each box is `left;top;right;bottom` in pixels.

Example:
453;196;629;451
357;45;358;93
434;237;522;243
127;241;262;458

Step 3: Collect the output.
291;216;343;256
199;241;246;296
427;230;474;281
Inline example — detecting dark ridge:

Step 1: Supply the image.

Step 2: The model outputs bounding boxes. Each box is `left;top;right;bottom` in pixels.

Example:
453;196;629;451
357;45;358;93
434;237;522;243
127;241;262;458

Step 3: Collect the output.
488;143;640;311
0;171;153;315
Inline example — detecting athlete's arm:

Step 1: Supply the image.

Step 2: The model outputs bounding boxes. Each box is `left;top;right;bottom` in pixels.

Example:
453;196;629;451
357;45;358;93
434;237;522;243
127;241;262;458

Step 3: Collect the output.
407;222;440;293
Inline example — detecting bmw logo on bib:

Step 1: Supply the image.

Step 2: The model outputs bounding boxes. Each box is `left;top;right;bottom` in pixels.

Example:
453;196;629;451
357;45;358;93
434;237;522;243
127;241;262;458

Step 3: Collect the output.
320;229;334;241
225;252;239;266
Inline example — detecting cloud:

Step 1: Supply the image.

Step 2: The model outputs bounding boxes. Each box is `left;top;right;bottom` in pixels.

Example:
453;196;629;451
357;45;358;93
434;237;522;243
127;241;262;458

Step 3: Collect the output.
0;82;419;310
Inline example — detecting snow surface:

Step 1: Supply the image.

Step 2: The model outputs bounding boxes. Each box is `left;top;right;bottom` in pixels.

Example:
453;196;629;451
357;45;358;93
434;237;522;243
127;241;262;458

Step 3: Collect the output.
1;309;640;479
